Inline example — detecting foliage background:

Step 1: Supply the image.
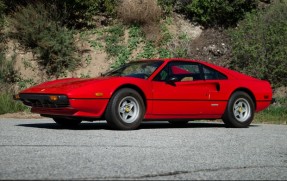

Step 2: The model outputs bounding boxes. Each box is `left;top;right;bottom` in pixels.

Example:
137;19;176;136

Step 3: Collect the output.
229;0;287;87
0;0;286;122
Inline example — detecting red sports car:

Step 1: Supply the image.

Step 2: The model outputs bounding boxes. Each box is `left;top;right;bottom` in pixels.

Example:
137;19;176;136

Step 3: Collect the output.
14;58;273;130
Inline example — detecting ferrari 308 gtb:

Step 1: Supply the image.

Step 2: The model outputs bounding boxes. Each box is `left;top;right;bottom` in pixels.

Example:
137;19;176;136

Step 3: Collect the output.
14;58;273;130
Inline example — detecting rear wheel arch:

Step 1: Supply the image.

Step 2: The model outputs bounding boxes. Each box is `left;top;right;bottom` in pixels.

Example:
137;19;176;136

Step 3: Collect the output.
229;88;256;110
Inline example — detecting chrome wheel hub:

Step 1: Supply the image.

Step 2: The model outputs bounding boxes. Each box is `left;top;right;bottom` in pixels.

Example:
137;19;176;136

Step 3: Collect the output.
118;96;139;123
233;98;251;122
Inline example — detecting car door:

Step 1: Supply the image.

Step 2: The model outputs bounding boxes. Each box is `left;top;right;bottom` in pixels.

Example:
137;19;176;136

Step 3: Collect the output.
151;61;211;116
201;64;229;115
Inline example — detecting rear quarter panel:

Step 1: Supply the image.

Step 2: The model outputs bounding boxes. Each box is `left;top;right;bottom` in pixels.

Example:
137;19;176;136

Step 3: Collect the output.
201;61;272;112
222;79;272;112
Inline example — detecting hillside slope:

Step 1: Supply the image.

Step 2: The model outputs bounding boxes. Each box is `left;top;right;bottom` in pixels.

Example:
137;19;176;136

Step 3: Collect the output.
8;13;205;89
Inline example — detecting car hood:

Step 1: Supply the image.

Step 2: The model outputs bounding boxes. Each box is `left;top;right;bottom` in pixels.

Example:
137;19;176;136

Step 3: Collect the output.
20;77;114;94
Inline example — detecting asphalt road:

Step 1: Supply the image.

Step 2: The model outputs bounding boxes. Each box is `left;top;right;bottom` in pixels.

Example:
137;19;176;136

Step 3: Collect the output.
0;118;287;180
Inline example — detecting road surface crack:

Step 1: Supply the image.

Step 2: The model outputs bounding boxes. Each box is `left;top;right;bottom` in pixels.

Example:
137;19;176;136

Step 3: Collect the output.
74;165;287;180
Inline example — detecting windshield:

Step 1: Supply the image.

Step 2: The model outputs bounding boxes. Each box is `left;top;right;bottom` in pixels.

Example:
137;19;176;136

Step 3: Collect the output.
103;60;164;79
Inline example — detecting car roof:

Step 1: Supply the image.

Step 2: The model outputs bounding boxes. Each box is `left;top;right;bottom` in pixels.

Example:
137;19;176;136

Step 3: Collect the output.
138;58;219;70
138;58;201;63
160;58;253;80
134;58;257;80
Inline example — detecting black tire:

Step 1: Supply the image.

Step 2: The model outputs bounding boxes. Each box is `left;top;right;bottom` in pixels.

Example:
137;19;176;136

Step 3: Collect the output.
53;118;82;127
105;88;145;130
168;120;189;125
222;91;255;128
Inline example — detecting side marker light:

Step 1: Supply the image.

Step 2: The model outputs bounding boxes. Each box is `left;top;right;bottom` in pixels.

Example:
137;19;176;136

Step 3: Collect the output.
95;93;103;97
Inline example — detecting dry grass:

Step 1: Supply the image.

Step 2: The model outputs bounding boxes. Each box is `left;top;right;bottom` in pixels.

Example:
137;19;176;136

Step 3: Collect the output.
141;22;162;43
117;0;162;25
117;0;162;43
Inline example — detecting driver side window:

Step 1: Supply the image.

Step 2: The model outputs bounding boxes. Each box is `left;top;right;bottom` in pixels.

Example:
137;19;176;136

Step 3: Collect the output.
153;66;168;81
153;62;203;82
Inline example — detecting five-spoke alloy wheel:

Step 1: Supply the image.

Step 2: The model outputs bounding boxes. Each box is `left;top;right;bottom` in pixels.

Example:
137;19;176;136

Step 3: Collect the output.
222;91;254;128
118;96;140;124
233;98;251;123
105;88;145;130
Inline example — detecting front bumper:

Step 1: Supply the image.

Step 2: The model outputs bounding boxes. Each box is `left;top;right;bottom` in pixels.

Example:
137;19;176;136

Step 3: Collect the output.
24;97;109;119
17;93;69;108
15;93;110;118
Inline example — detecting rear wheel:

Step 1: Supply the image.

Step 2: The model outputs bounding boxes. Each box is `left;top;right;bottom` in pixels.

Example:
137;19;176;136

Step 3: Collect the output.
105;88;145;130
53;118;82;127
222;91;254;128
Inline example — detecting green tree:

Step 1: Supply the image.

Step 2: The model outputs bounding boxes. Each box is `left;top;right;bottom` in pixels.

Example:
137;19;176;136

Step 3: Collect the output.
8;2;80;77
184;0;257;27
4;0;118;28
229;0;287;87
0;0;5;27
51;0;118;28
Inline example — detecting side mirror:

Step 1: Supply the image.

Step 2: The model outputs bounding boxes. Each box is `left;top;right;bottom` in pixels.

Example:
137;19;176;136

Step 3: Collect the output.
166;76;178;86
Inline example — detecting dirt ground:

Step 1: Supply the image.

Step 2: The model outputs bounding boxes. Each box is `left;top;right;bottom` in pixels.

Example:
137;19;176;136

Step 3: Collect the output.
0;112;42;119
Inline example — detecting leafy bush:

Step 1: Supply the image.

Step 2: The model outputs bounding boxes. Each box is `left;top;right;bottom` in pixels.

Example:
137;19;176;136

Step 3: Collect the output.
157;0;190;15
0;91;27;114
100;25;142;67
9;2;80;77
104;25;125;57
184;0;257;27
4;0;118;28
229;0;287;87
0;3;20;85
2;0;28;13
52;0;119;28
165;33;192;58
158;0;177;15
0;0;5;27
255;106;287;125
0;53;20;84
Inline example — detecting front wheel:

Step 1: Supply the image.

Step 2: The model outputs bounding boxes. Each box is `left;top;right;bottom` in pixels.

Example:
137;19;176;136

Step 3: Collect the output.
53;118;82;128
105;88;145;130
222;91;254;128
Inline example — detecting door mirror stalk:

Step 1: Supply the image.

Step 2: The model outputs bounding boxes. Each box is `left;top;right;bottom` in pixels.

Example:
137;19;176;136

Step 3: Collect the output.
166;76;178;86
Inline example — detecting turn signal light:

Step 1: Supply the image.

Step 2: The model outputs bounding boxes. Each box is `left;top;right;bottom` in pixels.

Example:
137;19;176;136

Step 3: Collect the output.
13;94;20;100
49;95;59;101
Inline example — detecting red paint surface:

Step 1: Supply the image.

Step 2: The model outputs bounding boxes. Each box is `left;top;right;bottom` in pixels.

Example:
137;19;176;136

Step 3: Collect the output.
19;58;272;120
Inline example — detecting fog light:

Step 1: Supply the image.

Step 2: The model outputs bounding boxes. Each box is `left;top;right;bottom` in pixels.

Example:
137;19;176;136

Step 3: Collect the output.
49;95;59;101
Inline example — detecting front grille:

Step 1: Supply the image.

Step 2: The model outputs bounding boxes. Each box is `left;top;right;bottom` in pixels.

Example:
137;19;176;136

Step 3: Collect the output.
20;94;70;108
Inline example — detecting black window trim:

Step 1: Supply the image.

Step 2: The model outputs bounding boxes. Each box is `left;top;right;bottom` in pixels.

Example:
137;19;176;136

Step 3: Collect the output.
152;60;228;82
201;64;228;80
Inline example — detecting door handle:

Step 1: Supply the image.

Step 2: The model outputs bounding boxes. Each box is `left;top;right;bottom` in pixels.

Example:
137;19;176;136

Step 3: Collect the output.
215;83;220;91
